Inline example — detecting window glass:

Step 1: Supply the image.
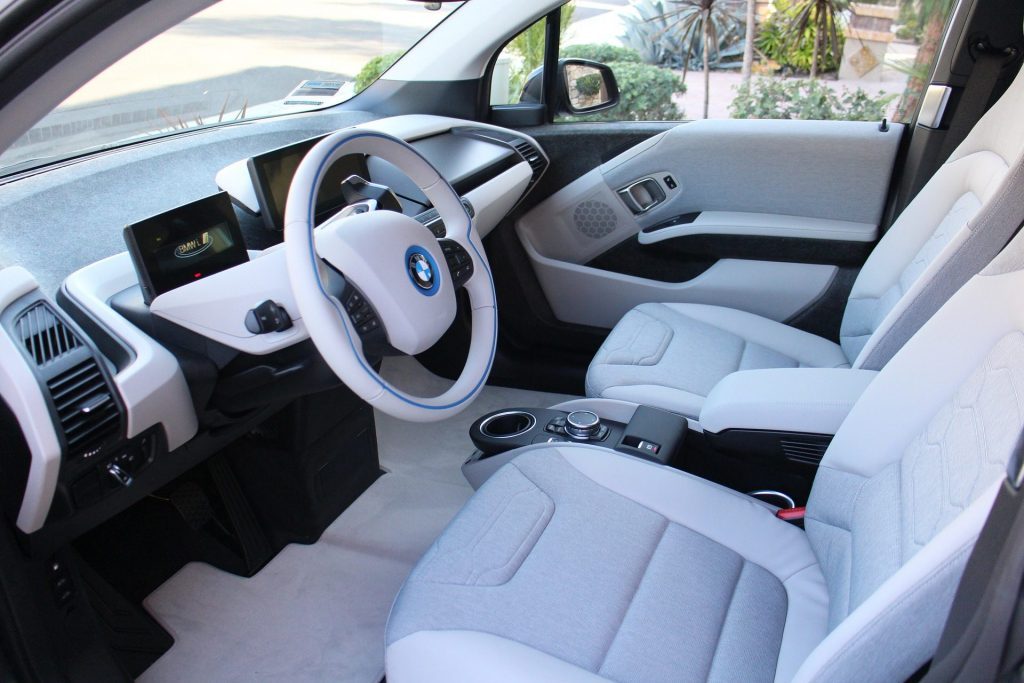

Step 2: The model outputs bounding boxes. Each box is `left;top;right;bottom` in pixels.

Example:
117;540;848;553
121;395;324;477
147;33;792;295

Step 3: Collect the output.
490;15;552;106
515;0;958;123
0;0;462;175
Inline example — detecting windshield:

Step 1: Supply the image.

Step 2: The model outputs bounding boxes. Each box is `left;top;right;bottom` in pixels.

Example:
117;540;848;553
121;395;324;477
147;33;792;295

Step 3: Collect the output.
0;0;462;176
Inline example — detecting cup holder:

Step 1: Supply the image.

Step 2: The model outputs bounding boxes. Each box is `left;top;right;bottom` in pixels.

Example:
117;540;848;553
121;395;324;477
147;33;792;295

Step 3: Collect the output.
479;410;537;439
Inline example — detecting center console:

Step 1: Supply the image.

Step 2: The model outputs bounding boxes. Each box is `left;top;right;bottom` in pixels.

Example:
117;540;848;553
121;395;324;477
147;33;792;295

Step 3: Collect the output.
459;364;881;508
462;401;687;489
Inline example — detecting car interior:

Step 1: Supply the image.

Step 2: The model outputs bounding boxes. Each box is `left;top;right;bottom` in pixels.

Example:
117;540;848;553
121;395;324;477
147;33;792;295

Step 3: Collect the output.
1;0;1024;681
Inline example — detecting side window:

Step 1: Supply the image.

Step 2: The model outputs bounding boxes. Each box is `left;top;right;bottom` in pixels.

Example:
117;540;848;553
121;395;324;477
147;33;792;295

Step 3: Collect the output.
490;11;573;106
493;0;957;123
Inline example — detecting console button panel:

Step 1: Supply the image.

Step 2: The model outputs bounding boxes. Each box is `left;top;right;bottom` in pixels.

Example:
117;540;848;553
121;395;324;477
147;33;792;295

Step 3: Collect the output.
469;406;685;467
544;415;609;441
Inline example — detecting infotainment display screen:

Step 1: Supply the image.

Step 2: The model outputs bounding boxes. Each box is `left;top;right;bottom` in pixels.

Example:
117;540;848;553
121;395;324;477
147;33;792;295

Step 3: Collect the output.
123;192;249;304
248;135;370;230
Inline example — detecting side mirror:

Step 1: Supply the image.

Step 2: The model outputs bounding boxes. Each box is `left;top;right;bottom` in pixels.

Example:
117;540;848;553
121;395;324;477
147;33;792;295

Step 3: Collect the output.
517;59;619;116
559;59;619;115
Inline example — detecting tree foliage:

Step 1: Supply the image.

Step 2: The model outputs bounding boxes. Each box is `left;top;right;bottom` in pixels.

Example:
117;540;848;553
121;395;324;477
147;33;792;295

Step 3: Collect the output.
781;0;849;78
730;77;895;120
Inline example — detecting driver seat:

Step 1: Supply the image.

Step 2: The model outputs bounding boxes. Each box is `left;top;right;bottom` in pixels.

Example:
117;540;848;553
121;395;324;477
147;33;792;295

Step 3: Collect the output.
384;228;1024;681
586;62;1024;420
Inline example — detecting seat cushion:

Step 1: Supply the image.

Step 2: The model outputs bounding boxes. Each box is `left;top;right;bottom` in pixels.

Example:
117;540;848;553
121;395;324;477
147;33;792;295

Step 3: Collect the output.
386;445;829;683
585;303;851;418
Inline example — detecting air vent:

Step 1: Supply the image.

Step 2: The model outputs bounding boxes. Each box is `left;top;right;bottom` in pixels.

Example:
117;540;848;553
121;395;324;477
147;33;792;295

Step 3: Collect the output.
47;359;119;458
513;140;547;178
780;438;830;466
16;302;80;366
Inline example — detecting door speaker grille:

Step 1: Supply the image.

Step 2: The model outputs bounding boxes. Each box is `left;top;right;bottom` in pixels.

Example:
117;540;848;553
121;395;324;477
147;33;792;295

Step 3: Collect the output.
573;200;617;239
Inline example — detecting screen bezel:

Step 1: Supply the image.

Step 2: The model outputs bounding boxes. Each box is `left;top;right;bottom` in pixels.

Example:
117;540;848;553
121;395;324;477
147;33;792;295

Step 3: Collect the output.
123;191;249;304
247;135;371;230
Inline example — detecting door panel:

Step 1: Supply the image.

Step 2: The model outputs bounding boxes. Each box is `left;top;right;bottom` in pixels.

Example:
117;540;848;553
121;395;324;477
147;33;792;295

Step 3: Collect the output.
516;119;904;328
522;241;839;328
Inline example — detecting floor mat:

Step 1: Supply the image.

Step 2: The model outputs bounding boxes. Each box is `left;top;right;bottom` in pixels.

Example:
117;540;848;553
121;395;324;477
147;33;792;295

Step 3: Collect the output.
141;358;575;682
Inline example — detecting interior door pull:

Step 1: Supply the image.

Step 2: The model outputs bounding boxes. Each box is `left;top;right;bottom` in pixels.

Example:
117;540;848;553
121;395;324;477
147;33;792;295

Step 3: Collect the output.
618;177;666;215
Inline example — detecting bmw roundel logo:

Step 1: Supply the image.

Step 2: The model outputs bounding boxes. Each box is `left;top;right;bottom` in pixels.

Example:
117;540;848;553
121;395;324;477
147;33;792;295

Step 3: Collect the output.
405;246;440;296
410;253;433;288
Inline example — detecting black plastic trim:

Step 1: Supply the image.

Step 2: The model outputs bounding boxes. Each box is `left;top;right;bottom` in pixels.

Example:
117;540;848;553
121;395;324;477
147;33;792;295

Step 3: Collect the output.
587;233;874;284
0;290;126;477
56;285;135;372
706;428;832;469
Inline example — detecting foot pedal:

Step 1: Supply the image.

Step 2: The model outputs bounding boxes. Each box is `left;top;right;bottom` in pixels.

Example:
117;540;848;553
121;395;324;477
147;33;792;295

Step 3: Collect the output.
169;481;214;531
207;456;273;575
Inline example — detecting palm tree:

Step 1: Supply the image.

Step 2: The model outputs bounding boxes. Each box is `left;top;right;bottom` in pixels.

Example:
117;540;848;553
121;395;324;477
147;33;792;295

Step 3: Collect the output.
784;0;848;78
895;0;954;119
654;0;744;118
742;0;756;82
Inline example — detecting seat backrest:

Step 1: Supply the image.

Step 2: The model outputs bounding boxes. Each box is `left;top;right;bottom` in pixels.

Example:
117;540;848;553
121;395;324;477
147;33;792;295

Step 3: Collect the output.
840;63;1024;371
796;229;1024;682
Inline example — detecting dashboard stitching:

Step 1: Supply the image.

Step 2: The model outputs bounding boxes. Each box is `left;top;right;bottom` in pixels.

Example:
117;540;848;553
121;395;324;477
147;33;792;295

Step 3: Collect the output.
303;130;497;410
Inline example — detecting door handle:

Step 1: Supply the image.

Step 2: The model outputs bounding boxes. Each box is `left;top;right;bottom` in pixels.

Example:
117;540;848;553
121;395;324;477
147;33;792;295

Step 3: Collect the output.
617;177;666;215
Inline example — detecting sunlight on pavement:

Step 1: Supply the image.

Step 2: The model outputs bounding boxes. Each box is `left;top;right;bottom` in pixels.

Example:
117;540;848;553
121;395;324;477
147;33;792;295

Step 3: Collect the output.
65;0;456;106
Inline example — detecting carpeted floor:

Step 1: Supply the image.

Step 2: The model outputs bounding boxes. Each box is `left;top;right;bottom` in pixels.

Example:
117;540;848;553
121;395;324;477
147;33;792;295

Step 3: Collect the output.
140;358;575;682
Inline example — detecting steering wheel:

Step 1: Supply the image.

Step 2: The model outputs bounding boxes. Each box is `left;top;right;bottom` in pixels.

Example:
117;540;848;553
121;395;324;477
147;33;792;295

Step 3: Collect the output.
283;130;497;422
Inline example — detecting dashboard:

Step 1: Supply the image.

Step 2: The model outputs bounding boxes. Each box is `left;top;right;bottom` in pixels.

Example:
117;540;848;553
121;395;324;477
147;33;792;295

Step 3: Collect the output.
0;114;548;550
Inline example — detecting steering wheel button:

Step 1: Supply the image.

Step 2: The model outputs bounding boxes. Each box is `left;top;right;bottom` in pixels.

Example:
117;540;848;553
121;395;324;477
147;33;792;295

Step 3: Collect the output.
357;318;379;334
344;291;363;312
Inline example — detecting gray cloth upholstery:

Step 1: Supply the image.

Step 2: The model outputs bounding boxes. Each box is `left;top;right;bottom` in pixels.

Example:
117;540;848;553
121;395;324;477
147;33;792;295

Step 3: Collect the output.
585;302;849;418
387;229;1024;682
586;64;1024;417
810;332;1024;628
854;147;1024;369
387;445;827;683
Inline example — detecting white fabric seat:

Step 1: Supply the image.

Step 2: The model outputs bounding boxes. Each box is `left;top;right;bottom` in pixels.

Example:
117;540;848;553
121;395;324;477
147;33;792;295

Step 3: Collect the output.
387;445;828;683
587;64;1024;419
386;229;1024;682
585;302;850;418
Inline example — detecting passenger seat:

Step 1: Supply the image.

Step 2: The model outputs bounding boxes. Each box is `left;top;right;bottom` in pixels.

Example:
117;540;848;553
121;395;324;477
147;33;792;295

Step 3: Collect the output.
385;200;1024;683
586;63;1024;419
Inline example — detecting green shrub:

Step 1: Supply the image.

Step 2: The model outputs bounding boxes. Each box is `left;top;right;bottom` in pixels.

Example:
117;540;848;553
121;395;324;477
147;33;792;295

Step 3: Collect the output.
756;0;844;74
574;60;685;121
729;78;895;121
574;72;604;97
561;43;643;64
894;0;923;42
354;51;403;93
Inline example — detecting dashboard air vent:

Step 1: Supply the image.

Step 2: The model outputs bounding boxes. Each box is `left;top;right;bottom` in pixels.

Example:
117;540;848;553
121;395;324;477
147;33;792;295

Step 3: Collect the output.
47;358;119;457
513;140;547;178
16;302;80;366
780;438;830;466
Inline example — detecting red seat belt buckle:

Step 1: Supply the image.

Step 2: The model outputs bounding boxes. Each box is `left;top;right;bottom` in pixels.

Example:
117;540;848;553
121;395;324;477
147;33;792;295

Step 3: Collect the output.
776;506;806;522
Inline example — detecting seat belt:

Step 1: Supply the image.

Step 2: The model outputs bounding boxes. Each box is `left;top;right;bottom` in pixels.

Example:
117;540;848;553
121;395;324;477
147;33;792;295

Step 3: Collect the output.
923;434;1024;682
937;43;1015;161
